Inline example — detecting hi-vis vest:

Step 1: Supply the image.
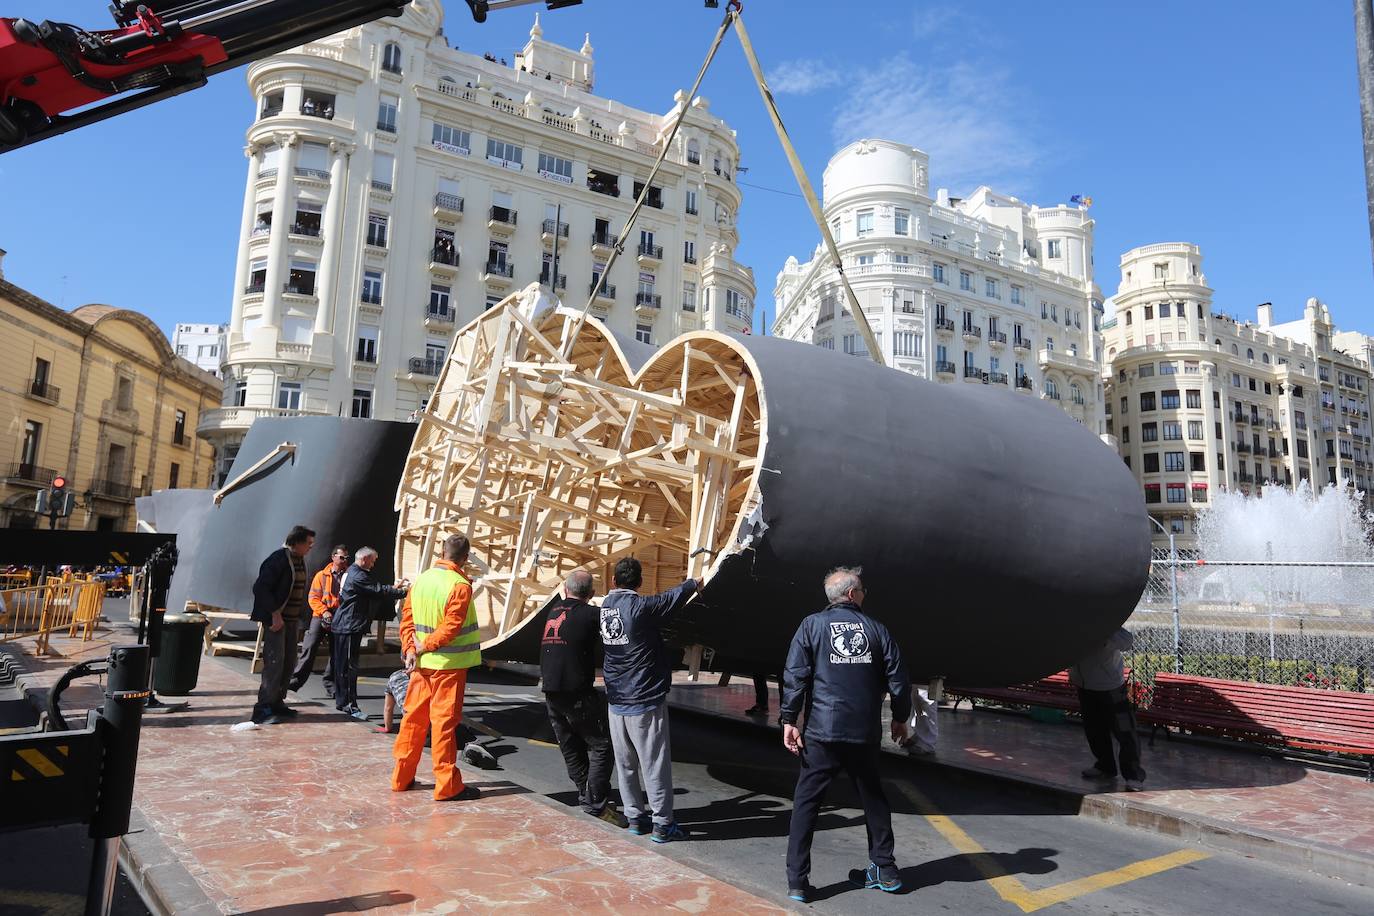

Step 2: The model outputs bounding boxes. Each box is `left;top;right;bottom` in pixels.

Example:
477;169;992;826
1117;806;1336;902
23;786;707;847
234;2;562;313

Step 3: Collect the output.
412;565;481;670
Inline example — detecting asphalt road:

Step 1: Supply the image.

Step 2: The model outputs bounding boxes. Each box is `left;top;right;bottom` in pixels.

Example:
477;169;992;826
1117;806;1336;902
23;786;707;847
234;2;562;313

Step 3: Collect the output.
235;656;1374;915
0;825;149;916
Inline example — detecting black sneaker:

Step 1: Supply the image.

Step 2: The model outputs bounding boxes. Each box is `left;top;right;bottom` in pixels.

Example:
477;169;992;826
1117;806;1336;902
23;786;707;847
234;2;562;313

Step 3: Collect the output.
852;862;902;893
627;815;652;836
787;882;815;903
651;822;687;844
249;706;273;725
439;785;481;802
271;704;298;718
744;704;768;716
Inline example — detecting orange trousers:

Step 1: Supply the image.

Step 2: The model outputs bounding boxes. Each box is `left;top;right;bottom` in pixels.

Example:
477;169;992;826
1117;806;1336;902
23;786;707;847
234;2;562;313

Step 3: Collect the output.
390;667;468;800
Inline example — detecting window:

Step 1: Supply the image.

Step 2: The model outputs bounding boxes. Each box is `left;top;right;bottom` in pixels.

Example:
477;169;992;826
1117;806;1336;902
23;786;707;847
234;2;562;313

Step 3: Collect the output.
725;288;749;318
635;323;652;344
1153;262;1169;279
382;42;402;74
1122;427;1131;444
1121;396;1128;415
682;281;697;311
432;123;471;154
429;283;452;317
276;381;302;410
1142;422;1158;441
685;189;698;215
1166;483;1187;503
893;332;923;358
1139;364;1155;378
1160;302;1171;318
177;344;188;356
1192;484;1209;503
486;138;523;169
537;152;573;183
351;387;373;419
1188;420;1204;439
684;240;696;264
299;92;334;118
959;270;972;291
985;278;999;298
843;334;863;356
362;269;384;305
1125;310;1133;326
1046;239;1062;259
356;326;378;363
233;380;247;407
933;263;946;284
20;420;41;471
1186;389;1202;409
1165;452;1185;471
1297;439;1309;459
1140;392;1156;411
377;95;398;133
372;152;394;191
1161;390;1180;409
1189;452;1206;472
172;409;187;445
168;462;180;489
366;212;388;248
1144;304;1154;320
1143;453;1160;473
1010;285;1022;305
1159;361;1177;375
1163;421;1182;440
830;218;841;241
632;181;664;208
856;209;874;236
425;339;447;364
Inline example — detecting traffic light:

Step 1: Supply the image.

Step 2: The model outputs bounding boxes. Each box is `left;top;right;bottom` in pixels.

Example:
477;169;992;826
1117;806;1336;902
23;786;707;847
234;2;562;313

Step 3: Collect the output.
36;475;75;519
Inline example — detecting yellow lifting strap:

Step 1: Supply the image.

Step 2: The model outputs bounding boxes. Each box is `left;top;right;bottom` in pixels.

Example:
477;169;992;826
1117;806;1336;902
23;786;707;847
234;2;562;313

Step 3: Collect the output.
560;2;885;368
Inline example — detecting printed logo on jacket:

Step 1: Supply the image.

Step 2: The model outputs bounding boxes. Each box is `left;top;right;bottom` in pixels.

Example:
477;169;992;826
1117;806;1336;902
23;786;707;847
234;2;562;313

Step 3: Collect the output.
829;621;871;664
600;606;628;645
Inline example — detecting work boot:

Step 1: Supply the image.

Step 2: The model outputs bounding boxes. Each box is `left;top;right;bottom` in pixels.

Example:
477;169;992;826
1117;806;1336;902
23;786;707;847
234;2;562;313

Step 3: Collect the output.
439;785;481;802
594;804;630;828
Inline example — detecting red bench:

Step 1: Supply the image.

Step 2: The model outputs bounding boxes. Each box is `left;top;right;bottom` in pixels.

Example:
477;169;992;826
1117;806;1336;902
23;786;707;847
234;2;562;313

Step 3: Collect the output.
1141;673;1374;781
950;671;1081;712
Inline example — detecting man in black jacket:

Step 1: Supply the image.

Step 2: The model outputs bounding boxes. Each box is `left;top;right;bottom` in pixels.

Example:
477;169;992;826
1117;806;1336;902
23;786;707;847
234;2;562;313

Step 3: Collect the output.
249;525;314;725
541;570;628;828
780;566;911;902
332;546;408;721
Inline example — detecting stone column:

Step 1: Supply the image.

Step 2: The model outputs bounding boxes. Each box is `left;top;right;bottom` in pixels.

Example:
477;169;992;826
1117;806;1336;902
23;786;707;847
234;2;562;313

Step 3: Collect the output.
314;141;352;335
261;132;299;331
229;144;262;335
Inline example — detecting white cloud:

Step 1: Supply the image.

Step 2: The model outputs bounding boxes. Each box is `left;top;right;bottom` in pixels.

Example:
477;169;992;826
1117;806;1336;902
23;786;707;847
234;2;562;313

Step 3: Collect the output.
912;5;960;39
830;56;1040;194
766;59;844;95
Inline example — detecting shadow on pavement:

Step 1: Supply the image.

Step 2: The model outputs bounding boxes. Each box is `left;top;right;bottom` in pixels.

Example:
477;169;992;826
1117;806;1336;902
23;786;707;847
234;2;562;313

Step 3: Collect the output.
809;847;1061;901
238;890;415;914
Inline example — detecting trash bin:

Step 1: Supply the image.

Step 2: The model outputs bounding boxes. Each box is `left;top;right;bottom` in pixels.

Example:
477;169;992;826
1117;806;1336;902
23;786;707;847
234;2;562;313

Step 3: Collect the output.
153;610;210;695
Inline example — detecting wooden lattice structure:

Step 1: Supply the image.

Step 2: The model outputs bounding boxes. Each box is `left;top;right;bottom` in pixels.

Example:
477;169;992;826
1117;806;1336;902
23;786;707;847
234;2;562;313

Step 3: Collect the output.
395;285;767;652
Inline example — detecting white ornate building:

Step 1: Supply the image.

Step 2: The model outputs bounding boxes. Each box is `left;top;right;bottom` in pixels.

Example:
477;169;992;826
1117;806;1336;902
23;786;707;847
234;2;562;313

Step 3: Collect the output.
1103;242;1373;543
198;3;754;481
171;322;227;378
772;139;1103;433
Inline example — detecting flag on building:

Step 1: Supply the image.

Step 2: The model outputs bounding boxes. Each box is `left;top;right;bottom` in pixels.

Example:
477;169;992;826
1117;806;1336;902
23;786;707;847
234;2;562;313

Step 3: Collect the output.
1070;194;1093;208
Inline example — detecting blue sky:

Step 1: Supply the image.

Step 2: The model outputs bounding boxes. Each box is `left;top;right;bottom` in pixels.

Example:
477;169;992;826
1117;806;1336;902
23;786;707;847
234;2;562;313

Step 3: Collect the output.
1;0;1371;339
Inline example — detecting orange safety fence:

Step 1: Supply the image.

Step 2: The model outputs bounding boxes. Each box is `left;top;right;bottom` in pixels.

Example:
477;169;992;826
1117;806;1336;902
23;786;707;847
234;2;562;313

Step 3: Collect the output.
0;580;106;653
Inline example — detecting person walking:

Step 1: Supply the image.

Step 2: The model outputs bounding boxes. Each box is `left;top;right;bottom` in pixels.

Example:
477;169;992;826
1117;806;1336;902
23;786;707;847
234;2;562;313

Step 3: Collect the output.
541;570;628;828
780;566;912;903
599;557;699;843
1069;627;1146;791
333;547;408;721
248;525;314;725
391;534;483;801
289;544;349;697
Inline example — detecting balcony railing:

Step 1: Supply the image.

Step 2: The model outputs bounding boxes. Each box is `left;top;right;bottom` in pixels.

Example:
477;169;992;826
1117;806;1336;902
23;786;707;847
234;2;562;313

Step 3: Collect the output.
1232;410;1247;422
988;371;1008;385
1013;336;1031;350
637;243;663;260
961;326;982;340
434;192;464;213
687;151;701;164
28;379;60;404
963;365;984;380
684;253;698;265
6;463;56;485
371;179;392;192
294;167;330;181
541;219;570;238
591;231;615;248
591;282;616;299
360;291;382;305
1072;394;1086;406
539;270;567;290
430;245;459;266
489;206;517;225
483;261;514;278
686;205;699;216
987;331;1007;345
300;107;333;120
244;281;266;294
377;119;397;133
284;283;316;296
635;292;662;309
426;304;456;323
1016;376;1034;390
1249;416;1263;426
260;105;283;119
1043;390;1062;401
90;479;134;501
1236;443;1251;454
935;317;956;333
935;360;957;375
409;357;444;377
290;222;321;237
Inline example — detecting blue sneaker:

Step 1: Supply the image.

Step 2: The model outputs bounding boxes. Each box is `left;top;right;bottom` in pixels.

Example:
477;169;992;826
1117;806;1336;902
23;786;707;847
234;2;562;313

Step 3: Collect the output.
627;816;652;836
787;882;815;902
852;862;902;893
651;822;687;844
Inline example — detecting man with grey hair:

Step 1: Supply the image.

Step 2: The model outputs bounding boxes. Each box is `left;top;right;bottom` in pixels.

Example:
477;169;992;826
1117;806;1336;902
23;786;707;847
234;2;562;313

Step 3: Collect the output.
333;546;409;720
540;569;628;827
780;566;911;902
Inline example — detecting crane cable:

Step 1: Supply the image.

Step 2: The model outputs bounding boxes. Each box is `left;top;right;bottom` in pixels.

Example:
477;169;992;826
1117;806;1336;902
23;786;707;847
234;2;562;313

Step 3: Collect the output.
559;1;885;367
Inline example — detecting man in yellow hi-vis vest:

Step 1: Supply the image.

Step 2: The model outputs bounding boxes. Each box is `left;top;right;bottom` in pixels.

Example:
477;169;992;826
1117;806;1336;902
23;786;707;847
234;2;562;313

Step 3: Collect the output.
391;533;482;801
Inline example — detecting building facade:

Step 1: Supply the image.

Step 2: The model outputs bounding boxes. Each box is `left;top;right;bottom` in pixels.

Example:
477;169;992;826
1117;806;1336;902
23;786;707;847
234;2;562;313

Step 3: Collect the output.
0;256;220;530
1103;243;1373;544
772;139;1103;432
172;322;227;377
200;3;755;483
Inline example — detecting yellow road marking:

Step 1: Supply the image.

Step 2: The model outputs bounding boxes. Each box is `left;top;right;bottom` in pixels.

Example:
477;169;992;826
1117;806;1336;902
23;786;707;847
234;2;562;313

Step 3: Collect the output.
894;782;1210;912
526;738;558;748
17;748;63;777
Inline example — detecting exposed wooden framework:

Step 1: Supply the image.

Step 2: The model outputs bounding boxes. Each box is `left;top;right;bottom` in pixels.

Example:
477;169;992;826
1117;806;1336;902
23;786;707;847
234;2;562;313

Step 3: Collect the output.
395;285;767;651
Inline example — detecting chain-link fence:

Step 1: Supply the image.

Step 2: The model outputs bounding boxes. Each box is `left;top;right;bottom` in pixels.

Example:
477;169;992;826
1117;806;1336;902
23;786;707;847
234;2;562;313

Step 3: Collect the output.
1127;546;1374;693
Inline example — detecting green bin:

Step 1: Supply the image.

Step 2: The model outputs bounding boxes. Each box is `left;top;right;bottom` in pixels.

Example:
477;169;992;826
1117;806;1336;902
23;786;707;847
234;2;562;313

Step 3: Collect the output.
153;610;209;695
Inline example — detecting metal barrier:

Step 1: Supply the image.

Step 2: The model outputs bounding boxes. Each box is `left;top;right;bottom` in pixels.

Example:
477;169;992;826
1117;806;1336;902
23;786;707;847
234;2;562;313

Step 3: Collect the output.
1128;549;1374;693
0;580;107;653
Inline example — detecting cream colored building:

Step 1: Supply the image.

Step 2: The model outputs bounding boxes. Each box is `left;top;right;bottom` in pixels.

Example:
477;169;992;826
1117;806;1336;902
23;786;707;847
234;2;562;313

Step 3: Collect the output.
1103;242;1372;543
0;254;220;530
200;4;754;483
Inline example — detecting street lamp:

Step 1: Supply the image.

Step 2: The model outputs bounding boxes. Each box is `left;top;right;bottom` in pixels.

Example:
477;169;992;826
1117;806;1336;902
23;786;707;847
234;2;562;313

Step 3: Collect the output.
1147;514;1182;674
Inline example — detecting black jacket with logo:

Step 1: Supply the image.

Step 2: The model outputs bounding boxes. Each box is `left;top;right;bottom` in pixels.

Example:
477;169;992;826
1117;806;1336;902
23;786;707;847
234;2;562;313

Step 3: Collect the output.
779;601;912;744
540;596;602;693
333;562;406;635
599;580;698;709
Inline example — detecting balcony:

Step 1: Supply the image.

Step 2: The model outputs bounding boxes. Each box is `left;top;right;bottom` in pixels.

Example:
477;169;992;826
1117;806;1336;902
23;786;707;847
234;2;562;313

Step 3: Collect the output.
408;356;444;377
430;245;460;271
1249;416;1263;427
260;104;283;119
90;479;134;502
26;379;60;405
988;371;1009;386
590;282;616;300
963;365;984;381
1013;336;1031;352
289;222;321;238
293;167;330;182
1072;394;1086;406
935;317;956;335
935;360;957;379
541;219;570;242
433;193;464;217
360;291;382;306
539;269;567;290
487;206;517;233
637;243;663;265
1268;447;1281;458
1238;472;1255;484
1042;389;1062;401
1232;410;1247;423
987;330;1007;348
1236;443;1251;454
371;179;392;193
961;326;982;343
1016;376;1034;392
684;253;698;265
243;281;266;295
283;283;316;297
686;205;699;216
481;261;515;284
687;150;701;165
196;405;329;437
4;463;56;487
591;231;615;255
635;292;662;313
424;304;456;329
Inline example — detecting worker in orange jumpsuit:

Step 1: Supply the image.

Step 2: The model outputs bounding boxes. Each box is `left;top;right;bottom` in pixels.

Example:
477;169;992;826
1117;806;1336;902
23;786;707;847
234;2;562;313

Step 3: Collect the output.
391;533;483;801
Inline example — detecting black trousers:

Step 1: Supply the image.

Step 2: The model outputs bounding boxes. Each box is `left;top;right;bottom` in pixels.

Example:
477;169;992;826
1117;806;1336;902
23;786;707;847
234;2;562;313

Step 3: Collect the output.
545;689;614;814
786;739;895;886
330;631;364;710
752;674;773;708
1077;686;1145;780
254;615;300;713
290;615;334;695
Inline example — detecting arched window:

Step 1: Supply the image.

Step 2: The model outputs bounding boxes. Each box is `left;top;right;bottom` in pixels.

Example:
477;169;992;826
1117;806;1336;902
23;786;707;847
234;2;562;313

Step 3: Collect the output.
1262;353;1271;364
1111;349;1119;361
1247;348;1254;361
382;42;403;74
1230;343;1238;355
686;138;700;165
1070;382;1081;403
1044;378;1060;399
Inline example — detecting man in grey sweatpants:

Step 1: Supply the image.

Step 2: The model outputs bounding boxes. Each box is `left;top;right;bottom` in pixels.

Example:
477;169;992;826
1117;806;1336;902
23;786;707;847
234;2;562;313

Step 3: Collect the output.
599;557;699;844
